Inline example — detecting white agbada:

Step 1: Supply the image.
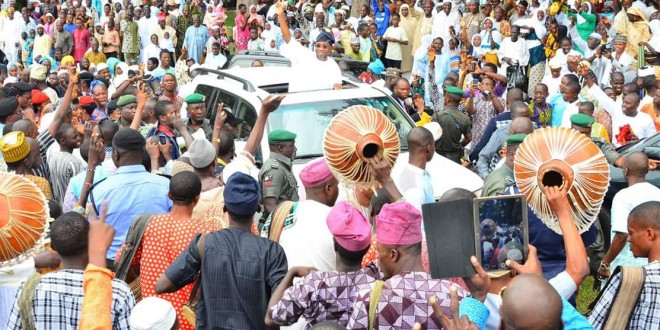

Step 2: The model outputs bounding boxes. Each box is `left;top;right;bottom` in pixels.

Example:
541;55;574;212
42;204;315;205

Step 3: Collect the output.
268;200;336;272
590;84;658;147
279;39;342;92
204;52;227;70
431;8;460;46
497;36;529;73
2;16;23;64
138;15;158;58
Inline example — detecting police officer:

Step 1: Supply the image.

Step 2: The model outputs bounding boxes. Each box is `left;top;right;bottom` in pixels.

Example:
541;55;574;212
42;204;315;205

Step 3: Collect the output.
434;86;473;164
570;113;624;168
259;129;300;218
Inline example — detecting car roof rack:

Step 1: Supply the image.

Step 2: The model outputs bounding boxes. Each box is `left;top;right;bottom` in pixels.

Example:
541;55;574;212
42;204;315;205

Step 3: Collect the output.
193;67;256;92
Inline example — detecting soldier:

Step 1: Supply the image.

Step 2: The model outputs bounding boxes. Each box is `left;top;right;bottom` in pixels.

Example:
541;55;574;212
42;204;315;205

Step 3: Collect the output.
570;113;624;168
434;86;472;164
481;133;527;197
259;129;300;220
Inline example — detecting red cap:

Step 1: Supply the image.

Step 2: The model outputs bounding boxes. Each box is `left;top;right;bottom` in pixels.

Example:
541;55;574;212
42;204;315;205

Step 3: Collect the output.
78;95;96;106
158;12;166;20
31;89;49;105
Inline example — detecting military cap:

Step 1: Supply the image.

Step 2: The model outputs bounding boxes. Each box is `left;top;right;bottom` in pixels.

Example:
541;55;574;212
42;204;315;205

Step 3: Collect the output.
185;93;206;104
117;95;138;107
268;129;297;143
506;133;528;145
570;113;595;128
445;86;465;96
384;68;402;78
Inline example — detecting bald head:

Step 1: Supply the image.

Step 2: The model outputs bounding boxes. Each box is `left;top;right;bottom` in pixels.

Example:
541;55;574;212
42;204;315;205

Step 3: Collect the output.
629;201;660;230
510;101;530;119
501;274;563;330
509;117;534;135
507;88;524;106
12;119;38;137
439;188;477;202
624;152;649;178
407;127;434;150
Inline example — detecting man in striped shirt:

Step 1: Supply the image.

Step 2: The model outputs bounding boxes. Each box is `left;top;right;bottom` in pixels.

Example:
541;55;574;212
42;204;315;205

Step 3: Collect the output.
48;123;82;204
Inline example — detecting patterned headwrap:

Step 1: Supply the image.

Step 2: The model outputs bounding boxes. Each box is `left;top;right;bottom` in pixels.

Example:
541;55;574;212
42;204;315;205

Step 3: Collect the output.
90;80;105;92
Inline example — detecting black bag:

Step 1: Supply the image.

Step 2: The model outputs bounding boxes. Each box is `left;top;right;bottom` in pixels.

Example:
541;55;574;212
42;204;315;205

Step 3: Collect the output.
506;66;528;92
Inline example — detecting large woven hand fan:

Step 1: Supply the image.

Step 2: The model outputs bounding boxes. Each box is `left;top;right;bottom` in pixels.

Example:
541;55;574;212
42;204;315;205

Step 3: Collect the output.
0;172;50;267
513;127;610;234
323;105;400;189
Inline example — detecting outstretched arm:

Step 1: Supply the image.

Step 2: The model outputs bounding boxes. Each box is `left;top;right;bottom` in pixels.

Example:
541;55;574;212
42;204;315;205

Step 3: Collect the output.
48;67;78;137
275;0;292;43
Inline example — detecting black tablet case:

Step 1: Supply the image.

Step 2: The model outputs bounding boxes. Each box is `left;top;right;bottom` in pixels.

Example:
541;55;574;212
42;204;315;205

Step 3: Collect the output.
422;199;477;279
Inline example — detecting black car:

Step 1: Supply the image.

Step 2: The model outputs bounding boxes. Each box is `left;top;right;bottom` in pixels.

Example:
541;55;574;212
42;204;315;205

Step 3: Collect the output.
223;50;369;78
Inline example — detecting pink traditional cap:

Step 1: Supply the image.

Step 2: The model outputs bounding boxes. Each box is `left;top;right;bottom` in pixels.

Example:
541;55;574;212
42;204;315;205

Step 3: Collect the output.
299;158;334;189
376;202;423;245
326;202;372;251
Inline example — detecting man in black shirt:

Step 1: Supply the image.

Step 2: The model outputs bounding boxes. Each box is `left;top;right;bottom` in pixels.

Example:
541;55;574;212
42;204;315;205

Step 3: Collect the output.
156;172;288;329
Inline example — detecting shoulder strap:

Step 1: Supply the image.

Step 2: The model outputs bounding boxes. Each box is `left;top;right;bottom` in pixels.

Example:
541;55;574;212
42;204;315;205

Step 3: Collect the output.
601;266;646;330
368;280;385;330
19;272;42;330
114;213;156;281
189;234;207;303
268;201;295;243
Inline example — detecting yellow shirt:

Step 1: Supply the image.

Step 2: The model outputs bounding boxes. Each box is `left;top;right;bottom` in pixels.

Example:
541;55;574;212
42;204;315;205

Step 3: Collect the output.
84;51;108;66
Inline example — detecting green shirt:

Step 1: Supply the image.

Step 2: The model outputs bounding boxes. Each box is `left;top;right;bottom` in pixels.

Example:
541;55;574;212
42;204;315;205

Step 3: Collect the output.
258;152;300;204
592;138;621;166
481;164;515;197
185;118;213;141
434;106;472;154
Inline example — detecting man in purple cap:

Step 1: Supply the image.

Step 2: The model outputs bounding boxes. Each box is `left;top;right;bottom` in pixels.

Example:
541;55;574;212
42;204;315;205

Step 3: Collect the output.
347;201;469;329
265;201;380;328
260;158;339;272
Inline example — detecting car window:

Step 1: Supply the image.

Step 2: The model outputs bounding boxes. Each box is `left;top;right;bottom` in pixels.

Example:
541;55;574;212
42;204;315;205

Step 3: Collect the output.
228;58;291;68
267;97;411;159
196;84;240;122
235;100;257;141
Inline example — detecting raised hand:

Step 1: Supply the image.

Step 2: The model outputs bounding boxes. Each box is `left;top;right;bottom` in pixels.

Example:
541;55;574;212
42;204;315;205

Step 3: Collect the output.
429;287;479;329
261;94;286;113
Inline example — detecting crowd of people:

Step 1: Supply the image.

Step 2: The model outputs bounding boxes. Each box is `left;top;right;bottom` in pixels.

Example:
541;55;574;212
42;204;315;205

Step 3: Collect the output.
0;0;660;328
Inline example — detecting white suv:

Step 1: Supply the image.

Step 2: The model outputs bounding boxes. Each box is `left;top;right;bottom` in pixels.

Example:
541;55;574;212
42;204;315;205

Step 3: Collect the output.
186;66;483;198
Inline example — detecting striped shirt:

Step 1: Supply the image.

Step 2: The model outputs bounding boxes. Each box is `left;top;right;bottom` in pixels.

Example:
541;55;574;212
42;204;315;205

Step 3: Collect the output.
30;130;56;181
47;151;83;205
6;269;134;329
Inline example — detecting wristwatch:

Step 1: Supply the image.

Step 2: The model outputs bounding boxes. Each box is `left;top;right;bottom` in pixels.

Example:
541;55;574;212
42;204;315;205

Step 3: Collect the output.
599;261;610;271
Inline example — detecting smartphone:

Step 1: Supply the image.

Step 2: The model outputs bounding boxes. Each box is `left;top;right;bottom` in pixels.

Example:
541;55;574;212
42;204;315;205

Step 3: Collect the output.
159;136;167;144
473;195;529;277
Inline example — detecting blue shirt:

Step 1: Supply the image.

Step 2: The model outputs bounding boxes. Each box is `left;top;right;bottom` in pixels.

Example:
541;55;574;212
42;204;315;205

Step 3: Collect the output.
91;165;171;259
63;23;77;33
68;165;111;200
561;298;593;330
548;92;568;127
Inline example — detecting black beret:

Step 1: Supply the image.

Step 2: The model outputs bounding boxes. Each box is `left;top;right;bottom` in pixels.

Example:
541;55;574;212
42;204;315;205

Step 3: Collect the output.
112;128;146;151
107;99;119;112
0;97;19;117
13;82;34;93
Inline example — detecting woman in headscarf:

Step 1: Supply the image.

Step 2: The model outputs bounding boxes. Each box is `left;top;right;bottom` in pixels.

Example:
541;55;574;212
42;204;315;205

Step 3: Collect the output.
398;4;420;73
331;10;355;53
7;63;20;79
478;18;501;66
106;57;121;76
624;6;651;62
247;5;263;28
515;10;547;95
568;1;597;44
23;28;36;67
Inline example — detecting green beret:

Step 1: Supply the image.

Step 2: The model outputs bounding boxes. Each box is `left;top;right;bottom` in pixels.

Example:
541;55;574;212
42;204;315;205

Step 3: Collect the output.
506;133;527;146
185;93;206;104
570;113;595;128
445;86;464;97
117;95;137;107
268;129;297;143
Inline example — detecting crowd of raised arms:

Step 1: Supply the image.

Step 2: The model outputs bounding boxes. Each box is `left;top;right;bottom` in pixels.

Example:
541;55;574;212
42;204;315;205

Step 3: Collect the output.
0;0;659;328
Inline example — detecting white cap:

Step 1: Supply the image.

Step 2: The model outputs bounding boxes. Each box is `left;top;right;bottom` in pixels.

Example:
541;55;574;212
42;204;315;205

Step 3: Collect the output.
588;32;602;40
639;66;655;78
96;63;109;72
46;13;54;17
129;297;176;330
423;122;443;142
548;57;561;69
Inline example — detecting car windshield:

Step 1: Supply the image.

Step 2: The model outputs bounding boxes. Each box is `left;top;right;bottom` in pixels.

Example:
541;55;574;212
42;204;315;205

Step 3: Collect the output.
267;97;411;159
228;58;291;68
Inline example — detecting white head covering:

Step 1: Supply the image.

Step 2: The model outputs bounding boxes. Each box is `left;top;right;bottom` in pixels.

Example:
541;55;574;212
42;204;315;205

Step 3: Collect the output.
129;297;176;330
